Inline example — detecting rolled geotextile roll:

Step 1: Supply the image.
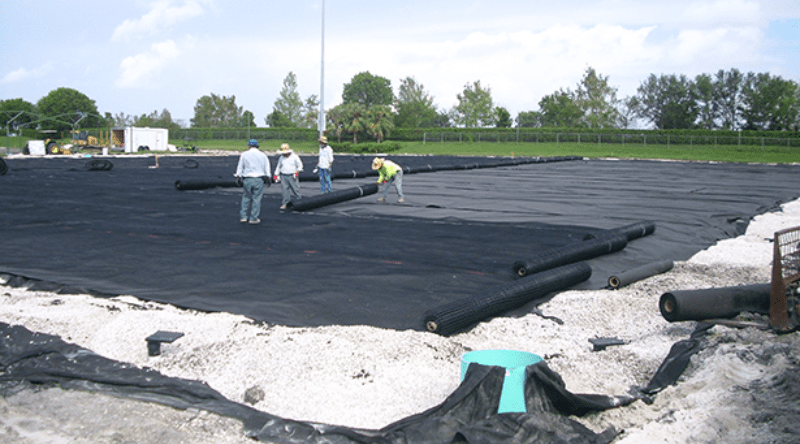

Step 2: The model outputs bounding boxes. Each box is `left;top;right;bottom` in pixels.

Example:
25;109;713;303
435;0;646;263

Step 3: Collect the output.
607;260;674;289
585;221;656;242
174;179;241;191
659;283;771;322
287;183;378;211
609;220;656;241
425;262;592;336
332;170;367;180
512;233;628;278
0;158;7;175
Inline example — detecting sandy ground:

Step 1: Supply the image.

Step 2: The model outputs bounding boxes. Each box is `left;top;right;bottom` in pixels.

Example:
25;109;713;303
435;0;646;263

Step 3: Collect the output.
1;198;800;443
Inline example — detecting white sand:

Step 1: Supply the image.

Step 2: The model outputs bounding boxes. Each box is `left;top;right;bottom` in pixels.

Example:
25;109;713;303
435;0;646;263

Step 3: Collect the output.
2;200;800;443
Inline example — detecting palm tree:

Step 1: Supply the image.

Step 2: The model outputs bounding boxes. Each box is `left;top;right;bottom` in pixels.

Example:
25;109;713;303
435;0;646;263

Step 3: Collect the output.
366;105;394;143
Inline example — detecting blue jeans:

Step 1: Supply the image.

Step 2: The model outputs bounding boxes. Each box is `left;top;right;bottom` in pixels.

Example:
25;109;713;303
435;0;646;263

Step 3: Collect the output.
240;177;264;220
318;168;332;193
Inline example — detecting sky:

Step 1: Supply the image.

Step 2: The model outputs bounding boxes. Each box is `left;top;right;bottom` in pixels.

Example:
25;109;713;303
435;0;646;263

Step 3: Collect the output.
1;0;799;128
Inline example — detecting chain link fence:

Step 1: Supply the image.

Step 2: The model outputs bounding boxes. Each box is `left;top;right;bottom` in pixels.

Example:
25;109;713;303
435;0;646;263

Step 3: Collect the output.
419;131;800;149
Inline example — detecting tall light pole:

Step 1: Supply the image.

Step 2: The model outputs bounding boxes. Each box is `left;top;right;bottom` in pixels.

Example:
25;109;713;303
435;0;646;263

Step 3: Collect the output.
318;0;326;137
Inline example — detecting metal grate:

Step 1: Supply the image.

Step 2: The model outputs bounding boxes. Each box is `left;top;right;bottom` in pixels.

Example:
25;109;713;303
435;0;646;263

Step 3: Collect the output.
771;226;800;331
776;227;800;283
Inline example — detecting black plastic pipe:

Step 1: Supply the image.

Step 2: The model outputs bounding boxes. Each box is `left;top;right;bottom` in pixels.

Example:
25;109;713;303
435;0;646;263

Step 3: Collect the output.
424;262;592;336
287;183;378;212
607;260;674;289
174;179;241;191
512;234;628;278
659;283;771;322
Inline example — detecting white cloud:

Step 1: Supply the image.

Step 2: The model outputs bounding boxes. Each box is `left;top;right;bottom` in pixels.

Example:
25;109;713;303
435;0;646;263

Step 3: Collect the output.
680;0;764;27
115;40;182;88
671;27;763;67
112;0;209;43
1;63;53;84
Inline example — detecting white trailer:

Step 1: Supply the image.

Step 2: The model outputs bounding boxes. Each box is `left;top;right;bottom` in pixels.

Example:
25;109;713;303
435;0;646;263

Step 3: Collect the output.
111;127;169;153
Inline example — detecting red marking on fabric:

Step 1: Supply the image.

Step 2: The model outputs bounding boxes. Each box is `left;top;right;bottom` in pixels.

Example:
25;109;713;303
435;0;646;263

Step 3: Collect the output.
304;250;318;254
147;235;159;239
383;260;402;265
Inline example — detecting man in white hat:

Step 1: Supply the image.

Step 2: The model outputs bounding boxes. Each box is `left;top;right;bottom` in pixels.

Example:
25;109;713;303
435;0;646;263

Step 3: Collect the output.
273;143;303;210
372;157;405;203
234;139;271;224
315;136;334;193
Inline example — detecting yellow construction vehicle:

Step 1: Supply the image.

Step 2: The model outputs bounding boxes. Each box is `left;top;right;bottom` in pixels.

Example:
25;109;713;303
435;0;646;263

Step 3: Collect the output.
71;130;108;149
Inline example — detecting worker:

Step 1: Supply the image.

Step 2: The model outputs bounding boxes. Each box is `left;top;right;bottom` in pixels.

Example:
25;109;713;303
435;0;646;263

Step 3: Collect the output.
315;136;334;193
234;139;271;224
372;157;405;203
274;143;304;210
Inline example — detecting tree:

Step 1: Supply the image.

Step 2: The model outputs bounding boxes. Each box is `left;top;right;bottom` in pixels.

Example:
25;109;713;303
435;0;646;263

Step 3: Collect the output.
265;110;293;128
628;74;698;129
713;68;744;130
537;89;583;127
494;107;512;128
395;77;438;128
303;95;320;129
109;112;133;127
693;73;717;129
133;109;182;131
0;98;37;130
239;110;256;128
271;72;304;127
516;111;540;128
575;67;620;128
190;93;244;128
342;72;394;108
37;87;104;132
740;72;799;131
325;105;347;142
452;80;495;127
365;105;394;142
433;110;452;128
342;103;368;143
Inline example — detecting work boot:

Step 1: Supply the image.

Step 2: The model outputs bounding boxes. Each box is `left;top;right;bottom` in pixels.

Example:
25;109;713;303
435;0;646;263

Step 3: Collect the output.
249;219;261;224
377;197;386;202
280;204;287;210
240;218;247;223
398;198;405;203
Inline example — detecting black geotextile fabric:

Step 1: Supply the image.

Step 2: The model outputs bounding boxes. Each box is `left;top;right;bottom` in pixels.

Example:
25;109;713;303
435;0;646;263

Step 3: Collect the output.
2;155;800;331
0;322;631;444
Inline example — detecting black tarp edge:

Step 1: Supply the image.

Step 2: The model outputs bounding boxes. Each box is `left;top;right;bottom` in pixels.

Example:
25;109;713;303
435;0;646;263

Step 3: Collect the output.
0;321;643;444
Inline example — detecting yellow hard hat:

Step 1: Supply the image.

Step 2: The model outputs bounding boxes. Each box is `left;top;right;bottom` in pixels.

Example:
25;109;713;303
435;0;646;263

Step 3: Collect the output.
318;136;328;144
371;157;384;170
279;143;292;154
